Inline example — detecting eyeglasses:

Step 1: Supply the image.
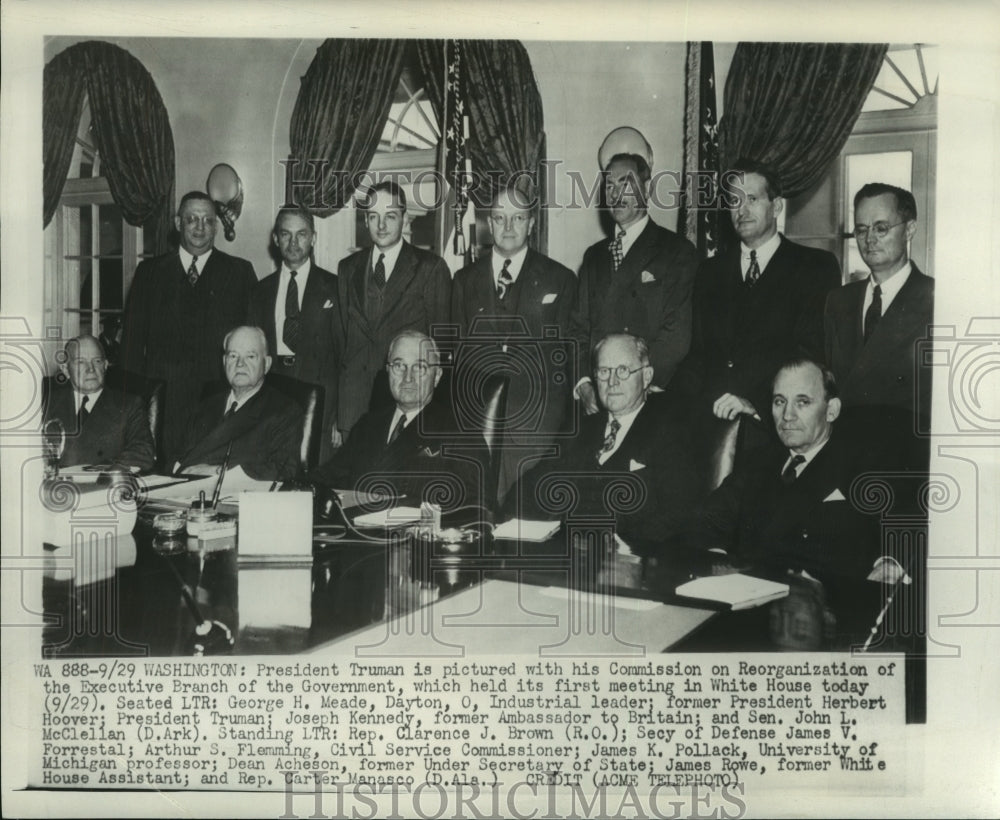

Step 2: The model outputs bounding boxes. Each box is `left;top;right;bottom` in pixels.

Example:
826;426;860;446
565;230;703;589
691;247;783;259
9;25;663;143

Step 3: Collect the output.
69;357;106;370
387;360;432;377
182;215;217;228
594;364;646;382
853;221;906;241
490;214;530;227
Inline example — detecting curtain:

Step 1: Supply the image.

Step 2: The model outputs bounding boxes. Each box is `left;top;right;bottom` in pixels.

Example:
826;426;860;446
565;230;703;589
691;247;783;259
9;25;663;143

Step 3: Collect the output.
288;39;406;216
719;42;888;198
44;41;176;251
417;39;548;253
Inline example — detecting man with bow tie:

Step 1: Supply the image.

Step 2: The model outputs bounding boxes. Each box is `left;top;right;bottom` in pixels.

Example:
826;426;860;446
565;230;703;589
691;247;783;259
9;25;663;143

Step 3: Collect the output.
175;326;302;482
571;153;699;415
505;333;701;551
251;205;340;461
309;331;485;511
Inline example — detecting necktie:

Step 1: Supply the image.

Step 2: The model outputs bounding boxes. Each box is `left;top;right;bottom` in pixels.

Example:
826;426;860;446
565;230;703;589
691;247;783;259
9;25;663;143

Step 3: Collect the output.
599;417;621;459
389;413;407;444
187;255;199;286
745;249;761;287
497;259;513;300
372;253;387;290
781;454;806;484
283;269;301;352
864;284;882;342
225;400;238;420
77;395;90;430
609;227;625;271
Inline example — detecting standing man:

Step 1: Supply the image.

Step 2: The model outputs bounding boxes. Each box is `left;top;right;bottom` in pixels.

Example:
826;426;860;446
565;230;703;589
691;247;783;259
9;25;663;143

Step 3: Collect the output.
121;191;257;460
824;183;934;428
175;326;302;482
572;153;699;413
44;335;155;472
252;205;340;461
686;159;841;425
452;183;577;503
335;181;451;438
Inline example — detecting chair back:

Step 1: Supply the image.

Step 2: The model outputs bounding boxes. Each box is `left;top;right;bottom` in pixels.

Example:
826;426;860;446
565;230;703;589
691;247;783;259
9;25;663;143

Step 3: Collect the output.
704;415;742;492
265;372;323;474
101;368;166;467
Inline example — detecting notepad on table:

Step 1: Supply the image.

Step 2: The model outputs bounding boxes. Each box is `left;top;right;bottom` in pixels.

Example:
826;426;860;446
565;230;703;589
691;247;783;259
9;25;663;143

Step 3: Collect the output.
675;574;789;610
492;519;561;542
352;506;424;528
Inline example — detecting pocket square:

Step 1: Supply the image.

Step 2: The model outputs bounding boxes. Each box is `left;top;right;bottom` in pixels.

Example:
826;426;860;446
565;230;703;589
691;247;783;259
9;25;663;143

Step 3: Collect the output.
541;293;558;304
823;489;846;502
419;446;442;458
629;459;646;472
322;299;334;309
640;270;656;284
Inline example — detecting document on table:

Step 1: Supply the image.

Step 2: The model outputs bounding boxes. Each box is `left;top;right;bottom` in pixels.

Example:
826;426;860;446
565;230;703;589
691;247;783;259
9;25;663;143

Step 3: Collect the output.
492;519;561;541
675;574;789;610
352;506;424;528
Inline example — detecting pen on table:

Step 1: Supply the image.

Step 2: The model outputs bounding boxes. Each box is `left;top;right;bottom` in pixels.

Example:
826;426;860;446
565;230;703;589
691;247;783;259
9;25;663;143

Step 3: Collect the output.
268;481;278;492
210;440;233;510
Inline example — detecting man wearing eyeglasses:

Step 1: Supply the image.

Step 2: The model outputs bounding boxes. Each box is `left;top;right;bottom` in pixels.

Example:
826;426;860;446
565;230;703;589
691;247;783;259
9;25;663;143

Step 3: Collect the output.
43;334;155;472
309;330;484;509
823;183;934;427
175;326;302;482
506;334;700;550
451;182;578;504
121;191;257;462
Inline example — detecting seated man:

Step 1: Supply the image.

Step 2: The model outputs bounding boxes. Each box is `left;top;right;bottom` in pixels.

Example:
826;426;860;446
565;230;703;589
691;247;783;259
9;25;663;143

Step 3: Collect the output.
44;334;155;472
691;358;912;646
175;326;302;482
310;330;485;512
506;333;702;551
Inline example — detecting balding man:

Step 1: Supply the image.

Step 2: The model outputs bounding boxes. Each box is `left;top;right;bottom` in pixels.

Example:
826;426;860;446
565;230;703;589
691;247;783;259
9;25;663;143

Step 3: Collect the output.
175;326;302;482
43;335;155;472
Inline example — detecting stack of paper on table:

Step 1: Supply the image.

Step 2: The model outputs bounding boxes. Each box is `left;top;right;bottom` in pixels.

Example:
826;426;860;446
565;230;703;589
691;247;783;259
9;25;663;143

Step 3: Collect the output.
675;573;789;610
492;519;561;541
352;506;424;528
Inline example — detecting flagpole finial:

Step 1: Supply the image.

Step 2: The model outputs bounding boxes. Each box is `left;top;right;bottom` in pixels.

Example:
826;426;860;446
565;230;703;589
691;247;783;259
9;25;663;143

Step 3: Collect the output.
598;127;654;171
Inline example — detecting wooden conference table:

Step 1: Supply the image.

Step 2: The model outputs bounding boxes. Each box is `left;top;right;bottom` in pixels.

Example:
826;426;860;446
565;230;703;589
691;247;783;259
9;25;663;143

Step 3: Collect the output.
38;475;894;659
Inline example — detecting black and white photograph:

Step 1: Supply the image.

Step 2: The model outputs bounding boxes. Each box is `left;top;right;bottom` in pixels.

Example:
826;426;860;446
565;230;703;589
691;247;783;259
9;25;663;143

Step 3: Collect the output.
2;1;998;817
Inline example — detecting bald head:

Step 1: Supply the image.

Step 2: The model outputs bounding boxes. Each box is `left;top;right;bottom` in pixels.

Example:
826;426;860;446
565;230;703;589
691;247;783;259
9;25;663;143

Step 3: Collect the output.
60;335;107;393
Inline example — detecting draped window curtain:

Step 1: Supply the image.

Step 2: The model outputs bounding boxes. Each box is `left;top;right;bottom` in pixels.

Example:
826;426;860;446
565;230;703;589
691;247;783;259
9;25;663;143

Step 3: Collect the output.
417;39;549;252
288;39;406;215
718;42;888;199
43;41;176;253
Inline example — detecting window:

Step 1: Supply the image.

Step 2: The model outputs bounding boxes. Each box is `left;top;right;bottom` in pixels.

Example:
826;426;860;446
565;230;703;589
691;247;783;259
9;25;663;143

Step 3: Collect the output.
784;45;937;280
45;98;153;354
354;64;444;253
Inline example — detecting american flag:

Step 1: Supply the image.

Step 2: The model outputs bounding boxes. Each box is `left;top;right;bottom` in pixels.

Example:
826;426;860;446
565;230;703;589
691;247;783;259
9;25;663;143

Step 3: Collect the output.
445;40;472;259
681;42;721;258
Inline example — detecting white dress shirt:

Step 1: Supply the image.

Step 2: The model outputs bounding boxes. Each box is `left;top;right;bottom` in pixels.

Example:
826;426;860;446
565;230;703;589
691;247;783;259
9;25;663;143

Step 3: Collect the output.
739;231;781;281
74;389;103;415
862;261;911;321
598;402;644;465
179;247;212;276
224;382;264;416
387;404;426;443
274;258;312;356
371;239;404;284
492;246;529;289
781;436;830;479
615;214;649;259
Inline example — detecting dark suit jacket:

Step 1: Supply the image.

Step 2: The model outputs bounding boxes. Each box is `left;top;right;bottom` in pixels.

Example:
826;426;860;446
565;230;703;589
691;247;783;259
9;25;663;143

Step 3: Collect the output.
680;236;841;415
572;219;699;388
251;263;339;460
507;393;703;550
43;384;155;471
309;401;486;512
121;248;257;459
336;242;451;433
176;384;303;482
452;250;578;500
824;264;934;425
691;425;906;582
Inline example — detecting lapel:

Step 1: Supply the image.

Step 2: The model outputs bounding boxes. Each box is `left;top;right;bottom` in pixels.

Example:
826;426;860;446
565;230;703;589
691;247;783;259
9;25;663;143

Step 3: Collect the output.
298;265;328;331
47;384;81;435
850;266;924;371
377;243;419;326
468;257;502;332
759;438;842;535
191;389;267;458
598;400;654;471
344;252;376;343
615;220;660;287
261;271;281;348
